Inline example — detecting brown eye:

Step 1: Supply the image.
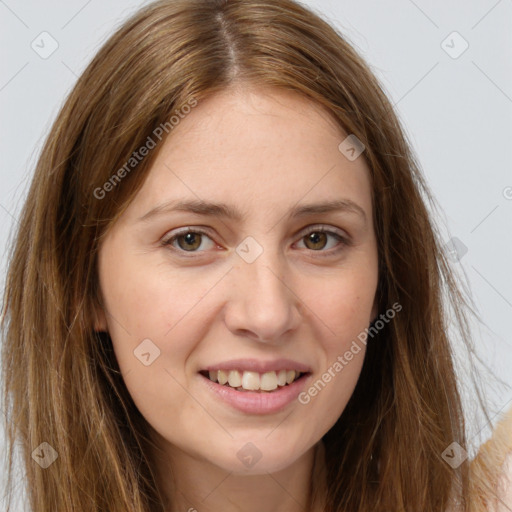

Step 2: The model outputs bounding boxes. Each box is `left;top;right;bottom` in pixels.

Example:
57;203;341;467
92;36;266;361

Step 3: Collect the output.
162;228;215;253
162;226;349;258
297;227;348;256
303;231;328;251
176;232;203;251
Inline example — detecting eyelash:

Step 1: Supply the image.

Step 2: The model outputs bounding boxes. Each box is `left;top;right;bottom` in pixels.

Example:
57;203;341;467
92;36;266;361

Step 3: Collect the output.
160;225;351;258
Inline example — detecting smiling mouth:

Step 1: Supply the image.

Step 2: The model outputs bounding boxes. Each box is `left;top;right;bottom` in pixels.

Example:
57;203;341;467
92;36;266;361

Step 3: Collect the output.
199;369;308;393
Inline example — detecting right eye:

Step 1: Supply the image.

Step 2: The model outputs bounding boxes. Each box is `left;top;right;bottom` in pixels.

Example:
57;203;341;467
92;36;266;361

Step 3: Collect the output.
161;228;217;254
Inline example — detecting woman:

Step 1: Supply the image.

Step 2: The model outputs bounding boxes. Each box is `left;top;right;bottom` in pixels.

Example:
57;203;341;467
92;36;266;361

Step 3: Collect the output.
1;0;510;510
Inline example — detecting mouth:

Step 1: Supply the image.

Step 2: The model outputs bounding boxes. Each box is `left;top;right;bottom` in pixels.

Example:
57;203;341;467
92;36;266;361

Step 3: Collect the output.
199;369;309;393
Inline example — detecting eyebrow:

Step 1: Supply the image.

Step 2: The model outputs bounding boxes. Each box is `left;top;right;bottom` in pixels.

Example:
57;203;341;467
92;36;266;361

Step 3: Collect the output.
138;198;367;225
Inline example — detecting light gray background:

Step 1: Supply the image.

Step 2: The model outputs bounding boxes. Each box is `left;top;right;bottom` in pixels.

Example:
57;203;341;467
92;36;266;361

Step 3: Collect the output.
1;0;511;508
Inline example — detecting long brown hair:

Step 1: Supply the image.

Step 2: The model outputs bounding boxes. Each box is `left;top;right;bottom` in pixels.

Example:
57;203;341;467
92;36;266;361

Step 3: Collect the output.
0;0;491;510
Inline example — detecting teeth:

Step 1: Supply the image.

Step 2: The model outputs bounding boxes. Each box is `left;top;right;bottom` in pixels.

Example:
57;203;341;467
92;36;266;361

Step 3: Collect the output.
260;371;278;391
227;370;242;388
218;369;228;385
241;371;260;390
286;370;296;384
205;369;303;391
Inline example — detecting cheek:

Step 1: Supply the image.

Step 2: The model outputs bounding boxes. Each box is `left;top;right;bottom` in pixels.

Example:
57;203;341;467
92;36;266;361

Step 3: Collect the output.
294;269;375;422
306;269;377;348
97;252;226;427
98;250;211;350
97;260;209;432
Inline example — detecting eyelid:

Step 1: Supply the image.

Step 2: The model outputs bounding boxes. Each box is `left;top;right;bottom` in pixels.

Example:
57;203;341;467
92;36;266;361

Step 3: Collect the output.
161;226;219;252
295;225;352;257
298;224;349;240
161;224;351;256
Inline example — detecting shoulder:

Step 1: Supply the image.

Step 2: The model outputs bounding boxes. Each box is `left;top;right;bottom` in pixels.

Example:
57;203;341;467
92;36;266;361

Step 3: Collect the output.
469;406;512;512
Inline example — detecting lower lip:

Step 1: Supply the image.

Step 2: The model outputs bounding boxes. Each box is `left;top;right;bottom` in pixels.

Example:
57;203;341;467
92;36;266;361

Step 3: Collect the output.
198;373;311;415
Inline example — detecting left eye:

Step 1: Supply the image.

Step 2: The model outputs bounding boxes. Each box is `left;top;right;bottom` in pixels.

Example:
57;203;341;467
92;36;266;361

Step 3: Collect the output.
296;227;347;252
161;226;348;255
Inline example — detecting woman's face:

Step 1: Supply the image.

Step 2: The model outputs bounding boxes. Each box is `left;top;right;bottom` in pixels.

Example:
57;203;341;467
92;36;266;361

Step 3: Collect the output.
95;86;379;475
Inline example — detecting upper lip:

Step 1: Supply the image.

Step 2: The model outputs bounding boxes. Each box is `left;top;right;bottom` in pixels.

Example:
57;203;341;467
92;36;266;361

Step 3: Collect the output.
201;358;312;374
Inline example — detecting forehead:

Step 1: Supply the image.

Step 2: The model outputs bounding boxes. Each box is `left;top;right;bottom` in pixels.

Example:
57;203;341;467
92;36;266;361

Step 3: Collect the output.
121;86;373;225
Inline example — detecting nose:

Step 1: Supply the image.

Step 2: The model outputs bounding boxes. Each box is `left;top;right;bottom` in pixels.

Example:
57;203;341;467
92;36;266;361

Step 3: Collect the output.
223;246;302;344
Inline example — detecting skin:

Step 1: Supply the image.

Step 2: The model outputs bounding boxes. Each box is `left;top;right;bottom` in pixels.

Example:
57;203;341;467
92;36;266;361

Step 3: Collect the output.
94;85;379;512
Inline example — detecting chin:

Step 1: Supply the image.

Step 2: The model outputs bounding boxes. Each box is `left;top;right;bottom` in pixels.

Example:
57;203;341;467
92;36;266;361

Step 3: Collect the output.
221;453;300;475
209;438;312;475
